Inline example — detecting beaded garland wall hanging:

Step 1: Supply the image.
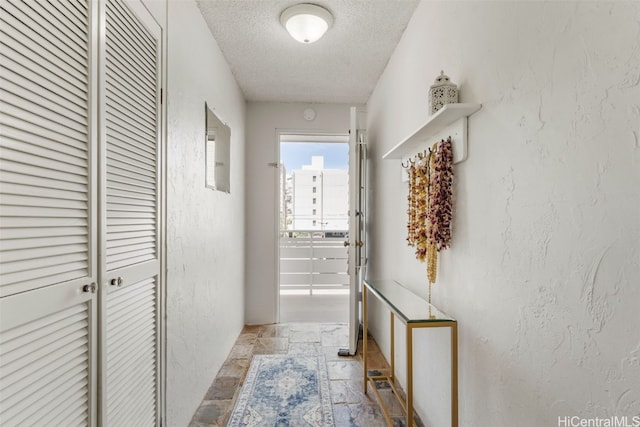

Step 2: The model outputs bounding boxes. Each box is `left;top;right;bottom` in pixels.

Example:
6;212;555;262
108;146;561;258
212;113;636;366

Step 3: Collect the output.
406;137;454;303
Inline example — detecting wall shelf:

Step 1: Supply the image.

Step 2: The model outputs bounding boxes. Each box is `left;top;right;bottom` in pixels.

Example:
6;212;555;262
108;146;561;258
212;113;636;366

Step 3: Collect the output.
382;103;481;164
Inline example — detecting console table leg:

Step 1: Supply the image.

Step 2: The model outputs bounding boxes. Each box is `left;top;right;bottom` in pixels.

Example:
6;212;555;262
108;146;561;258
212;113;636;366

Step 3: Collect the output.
390;312;395;383
406;324;414;427
363;286;368;394
451;323;458;427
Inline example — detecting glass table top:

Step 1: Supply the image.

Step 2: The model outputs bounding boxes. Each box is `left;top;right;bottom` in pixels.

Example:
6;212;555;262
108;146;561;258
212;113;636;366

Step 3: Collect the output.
364;279;455;323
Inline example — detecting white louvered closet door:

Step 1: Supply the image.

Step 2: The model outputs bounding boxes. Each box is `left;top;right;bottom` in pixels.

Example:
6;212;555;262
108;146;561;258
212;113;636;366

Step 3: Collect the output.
100;0;161;425
0;0;98;425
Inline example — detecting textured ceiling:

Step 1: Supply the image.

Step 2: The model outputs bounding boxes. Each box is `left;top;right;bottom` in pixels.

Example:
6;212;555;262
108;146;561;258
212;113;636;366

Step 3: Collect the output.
196;0;420;104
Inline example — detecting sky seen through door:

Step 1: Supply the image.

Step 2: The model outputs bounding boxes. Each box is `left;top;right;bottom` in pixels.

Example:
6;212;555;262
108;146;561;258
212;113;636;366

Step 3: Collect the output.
280;142;348;173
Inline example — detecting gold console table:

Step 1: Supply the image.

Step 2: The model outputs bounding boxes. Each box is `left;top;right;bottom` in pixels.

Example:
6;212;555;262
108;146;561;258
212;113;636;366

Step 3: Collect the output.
363;279;458;427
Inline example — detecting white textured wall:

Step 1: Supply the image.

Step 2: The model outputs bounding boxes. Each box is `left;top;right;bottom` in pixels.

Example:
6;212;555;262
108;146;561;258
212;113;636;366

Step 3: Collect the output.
245;102;356;324
166;1;246;425
366;1;640;426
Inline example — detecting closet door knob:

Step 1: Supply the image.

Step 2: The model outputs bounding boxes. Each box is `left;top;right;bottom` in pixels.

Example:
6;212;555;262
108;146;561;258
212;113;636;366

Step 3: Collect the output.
110;277;123;287
83;283;97;293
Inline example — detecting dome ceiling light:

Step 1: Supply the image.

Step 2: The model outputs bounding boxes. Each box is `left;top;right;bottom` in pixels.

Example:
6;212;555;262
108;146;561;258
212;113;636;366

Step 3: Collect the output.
280;3;334;44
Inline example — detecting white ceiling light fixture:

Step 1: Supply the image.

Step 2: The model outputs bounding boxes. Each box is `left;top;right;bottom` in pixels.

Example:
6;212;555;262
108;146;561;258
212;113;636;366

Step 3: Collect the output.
280;3;333;44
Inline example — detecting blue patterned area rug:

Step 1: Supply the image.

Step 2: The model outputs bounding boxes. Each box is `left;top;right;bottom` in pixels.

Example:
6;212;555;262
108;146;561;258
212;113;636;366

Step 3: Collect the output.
228;355;335;427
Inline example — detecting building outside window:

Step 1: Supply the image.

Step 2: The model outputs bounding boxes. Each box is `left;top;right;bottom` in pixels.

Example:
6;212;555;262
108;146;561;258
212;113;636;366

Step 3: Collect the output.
284;156;348;231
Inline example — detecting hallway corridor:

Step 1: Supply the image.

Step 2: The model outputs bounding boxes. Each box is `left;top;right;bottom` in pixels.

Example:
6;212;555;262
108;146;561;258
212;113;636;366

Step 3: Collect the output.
189;323;410;427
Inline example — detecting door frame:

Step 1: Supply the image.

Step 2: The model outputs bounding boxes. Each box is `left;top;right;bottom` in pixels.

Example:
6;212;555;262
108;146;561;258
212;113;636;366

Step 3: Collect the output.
274;130;350;323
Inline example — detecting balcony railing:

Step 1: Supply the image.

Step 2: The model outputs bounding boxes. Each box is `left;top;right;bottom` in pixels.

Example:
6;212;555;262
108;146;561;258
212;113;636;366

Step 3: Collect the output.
279;230;349;295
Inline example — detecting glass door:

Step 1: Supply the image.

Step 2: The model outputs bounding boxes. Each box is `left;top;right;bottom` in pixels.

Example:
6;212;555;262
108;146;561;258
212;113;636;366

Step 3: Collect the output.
346;107;367;355
278;133;350;322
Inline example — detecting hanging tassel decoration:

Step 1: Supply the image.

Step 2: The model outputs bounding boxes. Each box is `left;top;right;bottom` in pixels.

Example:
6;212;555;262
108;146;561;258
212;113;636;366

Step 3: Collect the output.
428;137;454;252
406;137;454;295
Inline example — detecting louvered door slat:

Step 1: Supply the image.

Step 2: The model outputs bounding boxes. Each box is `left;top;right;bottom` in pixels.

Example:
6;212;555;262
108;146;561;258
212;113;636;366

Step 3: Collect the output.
1;87;87;132
107;133;156;159
104;50;154;104
0;226;86;240
107;199;155;212
1;0;88;77
104;229;154;242
107;349;153;395
108;146;156;175
1;74;88;122
0;235;87;252
108;299;153;334
0;145;87;175
3;357;87;421
107;0;154;54
0;194;87;211
107;135;156;165
104;43;154;99
0;49;87;107
106;236;154;248
1;350;87;412
0;207;86;222
0;282;93;426
107;280;151;312
103;242;155;258
106;108;155;144
20;378;87;426
1;103;88;142
0;336;87;395
46;394;88;427
104;20;154;79
57;0;88;21
110;366;155;427
106;186;156;201
0;129;87;164
34;0;87;41
51;404;87;427
0;182;87;202
0;170;87;192
104;62;155;112
0;159;87;186
0;243;87;264
109;181;153;198
107;151;155;178
107;205;156;216
105;277;156;425
0;19;87;90
107;209;155;219
106;85;155;126
107;163;155;185
106;124;156;154
1;181;87;201
105;103;155;143
0;216;87;227
104;20;155;83
107;327;154;373
21;0;88;56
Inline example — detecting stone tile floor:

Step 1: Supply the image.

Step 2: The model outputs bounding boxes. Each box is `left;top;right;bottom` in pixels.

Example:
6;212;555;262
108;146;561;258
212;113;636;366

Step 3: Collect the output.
189;323;419;427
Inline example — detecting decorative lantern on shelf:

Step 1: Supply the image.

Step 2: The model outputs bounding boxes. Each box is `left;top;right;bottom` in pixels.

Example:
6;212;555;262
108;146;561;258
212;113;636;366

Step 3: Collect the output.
428;70;459;115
